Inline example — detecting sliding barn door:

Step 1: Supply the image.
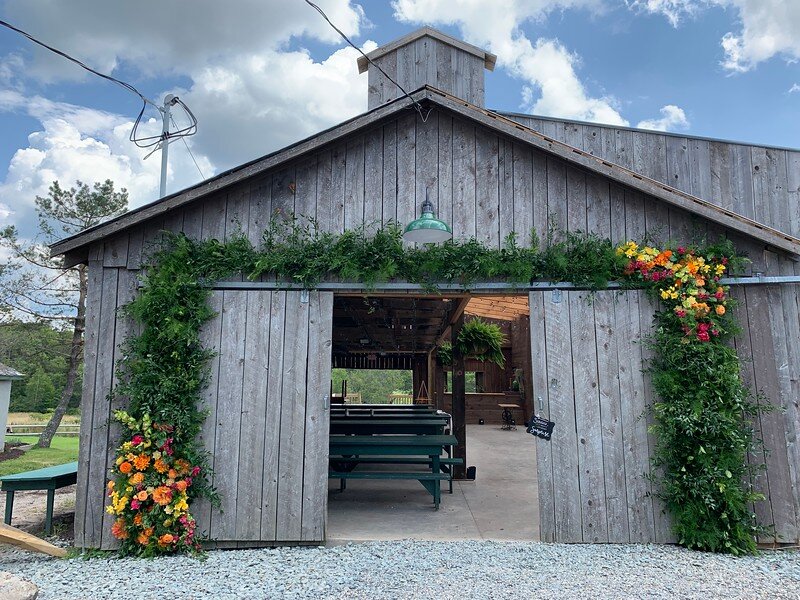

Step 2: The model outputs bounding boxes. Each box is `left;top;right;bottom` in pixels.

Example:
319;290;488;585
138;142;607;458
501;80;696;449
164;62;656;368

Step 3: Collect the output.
193;289;333;545
529;290;673;545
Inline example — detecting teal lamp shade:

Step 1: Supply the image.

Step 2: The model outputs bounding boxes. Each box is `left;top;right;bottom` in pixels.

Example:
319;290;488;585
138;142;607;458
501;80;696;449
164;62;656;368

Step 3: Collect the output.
403;193;452;243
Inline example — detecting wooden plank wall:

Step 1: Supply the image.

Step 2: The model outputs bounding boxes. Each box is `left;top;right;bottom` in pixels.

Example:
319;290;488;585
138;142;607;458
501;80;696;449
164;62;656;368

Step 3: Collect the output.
529;289;674;544
75;285;334;548
368;37;486;109
505;114;800;275
530;287;800;544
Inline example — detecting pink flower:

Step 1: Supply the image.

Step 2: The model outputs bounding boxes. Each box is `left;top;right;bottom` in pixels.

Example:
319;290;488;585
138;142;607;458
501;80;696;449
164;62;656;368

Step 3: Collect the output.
677;246;686;254
191;466;201;477
131;435;144;446
722;257;728;264
131;499;141;510
675;309;687;318
711;329;720;336
697;331;710;342
715;290;724;300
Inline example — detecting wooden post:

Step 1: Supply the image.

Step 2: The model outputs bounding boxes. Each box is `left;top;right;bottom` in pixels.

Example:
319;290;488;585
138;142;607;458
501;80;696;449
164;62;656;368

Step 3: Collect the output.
451;314;467;479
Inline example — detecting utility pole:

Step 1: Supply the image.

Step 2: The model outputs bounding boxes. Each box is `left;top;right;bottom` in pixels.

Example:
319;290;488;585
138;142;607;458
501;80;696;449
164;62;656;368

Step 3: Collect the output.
159;94;179;198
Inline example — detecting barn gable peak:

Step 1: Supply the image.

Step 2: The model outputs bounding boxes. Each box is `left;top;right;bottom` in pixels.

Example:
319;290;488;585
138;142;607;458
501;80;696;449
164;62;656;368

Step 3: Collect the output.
357;27;496;109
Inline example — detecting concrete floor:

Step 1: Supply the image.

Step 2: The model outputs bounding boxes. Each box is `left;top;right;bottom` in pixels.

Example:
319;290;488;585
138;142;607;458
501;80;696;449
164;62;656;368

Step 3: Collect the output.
327;425;539;542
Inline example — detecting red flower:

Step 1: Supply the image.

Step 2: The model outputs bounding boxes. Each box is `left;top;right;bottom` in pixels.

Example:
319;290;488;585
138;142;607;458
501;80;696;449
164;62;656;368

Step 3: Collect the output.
697;331;710;342
675;310;686;318
131;435;144;445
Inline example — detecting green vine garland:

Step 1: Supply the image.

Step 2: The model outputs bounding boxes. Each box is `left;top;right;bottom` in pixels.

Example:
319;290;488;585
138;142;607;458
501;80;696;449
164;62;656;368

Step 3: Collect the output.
108;217;766;555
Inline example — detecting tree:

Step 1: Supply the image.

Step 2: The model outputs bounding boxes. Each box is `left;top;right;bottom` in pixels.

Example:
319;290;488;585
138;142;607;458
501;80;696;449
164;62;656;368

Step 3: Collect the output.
0;180;128;447
24;368;57;412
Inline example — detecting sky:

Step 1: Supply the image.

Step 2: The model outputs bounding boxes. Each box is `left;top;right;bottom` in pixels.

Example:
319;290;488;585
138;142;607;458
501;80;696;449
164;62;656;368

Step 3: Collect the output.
1;0;799;243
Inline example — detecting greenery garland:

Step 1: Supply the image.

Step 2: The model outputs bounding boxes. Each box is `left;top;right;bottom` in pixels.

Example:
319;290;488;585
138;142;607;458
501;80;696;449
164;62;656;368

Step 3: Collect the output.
105;217;765;556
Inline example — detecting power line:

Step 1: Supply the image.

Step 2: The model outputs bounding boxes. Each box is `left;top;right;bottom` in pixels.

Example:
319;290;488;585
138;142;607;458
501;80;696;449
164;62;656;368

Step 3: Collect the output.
302;0;433;122
171;114;206;180
0;18;197;149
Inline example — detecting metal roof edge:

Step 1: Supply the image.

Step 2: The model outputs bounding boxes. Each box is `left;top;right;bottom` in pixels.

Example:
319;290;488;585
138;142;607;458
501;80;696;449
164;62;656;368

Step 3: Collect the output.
494;110;800;154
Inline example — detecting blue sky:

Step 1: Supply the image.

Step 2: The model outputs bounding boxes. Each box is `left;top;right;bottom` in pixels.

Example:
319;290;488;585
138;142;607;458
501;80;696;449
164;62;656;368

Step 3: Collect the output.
1;0;799;241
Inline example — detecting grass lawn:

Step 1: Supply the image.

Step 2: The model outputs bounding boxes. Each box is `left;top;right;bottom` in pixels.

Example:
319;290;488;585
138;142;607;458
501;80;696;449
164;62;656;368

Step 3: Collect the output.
0;435;80;477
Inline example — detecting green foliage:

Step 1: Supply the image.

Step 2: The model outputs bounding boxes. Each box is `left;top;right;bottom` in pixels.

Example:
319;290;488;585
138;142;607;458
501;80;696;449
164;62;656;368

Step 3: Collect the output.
330;369;412;403
538;230;628;289
247;218;622;291
115;233;243;506
456;317;506;367
437;342;453;366
648;315;764;555
0;321;81;411
24;368;57;412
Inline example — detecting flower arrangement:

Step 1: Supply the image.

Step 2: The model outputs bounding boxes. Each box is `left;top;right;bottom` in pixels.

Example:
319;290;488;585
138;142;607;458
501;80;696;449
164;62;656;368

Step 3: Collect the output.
106;411;201;556
617;241;733;342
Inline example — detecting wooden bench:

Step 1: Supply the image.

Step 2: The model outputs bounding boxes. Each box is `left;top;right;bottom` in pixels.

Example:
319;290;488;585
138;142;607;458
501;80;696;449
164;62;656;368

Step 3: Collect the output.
329;417;449;436
332;456;464;493
0;461;78;535
329;434;457;509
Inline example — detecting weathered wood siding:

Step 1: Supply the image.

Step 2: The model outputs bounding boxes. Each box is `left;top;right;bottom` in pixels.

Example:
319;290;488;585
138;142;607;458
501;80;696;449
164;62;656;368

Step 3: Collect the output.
504;114;800;275
368;37;486;109
530;287;800;544
529;289;672;543
75;285;333;549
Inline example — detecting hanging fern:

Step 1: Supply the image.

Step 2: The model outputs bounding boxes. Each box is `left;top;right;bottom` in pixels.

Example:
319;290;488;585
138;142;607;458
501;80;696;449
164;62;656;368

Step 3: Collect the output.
456;317;506;367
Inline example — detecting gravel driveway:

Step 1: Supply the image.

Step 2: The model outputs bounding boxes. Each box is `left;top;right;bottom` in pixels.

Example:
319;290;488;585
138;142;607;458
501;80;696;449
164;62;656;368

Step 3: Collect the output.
1;540;798;599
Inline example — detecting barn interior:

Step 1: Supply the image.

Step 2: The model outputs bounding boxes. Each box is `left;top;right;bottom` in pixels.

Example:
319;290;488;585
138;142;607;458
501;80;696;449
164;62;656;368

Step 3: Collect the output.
326;294;539;542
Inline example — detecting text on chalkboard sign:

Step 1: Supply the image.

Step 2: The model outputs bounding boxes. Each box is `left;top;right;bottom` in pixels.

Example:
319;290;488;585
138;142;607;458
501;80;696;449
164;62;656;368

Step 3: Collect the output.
527;415;555;441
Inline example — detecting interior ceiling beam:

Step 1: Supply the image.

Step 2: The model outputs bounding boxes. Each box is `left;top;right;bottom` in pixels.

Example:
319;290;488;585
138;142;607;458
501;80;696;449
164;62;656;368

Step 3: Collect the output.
435;296;470;347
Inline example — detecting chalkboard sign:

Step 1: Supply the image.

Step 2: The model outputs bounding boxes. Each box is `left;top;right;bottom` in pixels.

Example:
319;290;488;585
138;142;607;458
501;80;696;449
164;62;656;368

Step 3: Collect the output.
527;415;555;441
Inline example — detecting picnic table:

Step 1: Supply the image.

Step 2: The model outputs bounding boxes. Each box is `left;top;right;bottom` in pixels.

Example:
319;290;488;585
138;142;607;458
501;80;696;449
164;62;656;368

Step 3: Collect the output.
330;417;448;435
329;434;457;509
1;461;78;535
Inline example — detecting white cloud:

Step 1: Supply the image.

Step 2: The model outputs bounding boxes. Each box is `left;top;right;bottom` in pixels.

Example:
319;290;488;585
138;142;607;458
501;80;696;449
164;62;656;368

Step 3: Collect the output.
789;83;800;93
392;0;629;125
629;1;800;72
636;104;690;131
626;1;699;26
0;96;214;232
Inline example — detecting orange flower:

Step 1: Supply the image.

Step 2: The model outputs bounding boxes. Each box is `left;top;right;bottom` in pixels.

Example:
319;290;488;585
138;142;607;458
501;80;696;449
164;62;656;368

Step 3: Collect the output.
152;486;173;506
716;304;726;315
168;469;178;479
154;458;169;474
136;490;149;502
119;461;132;474
137;532;150;545
158;533;175;546
133;513;143;526
111;518;128;540
175;479;188;493
174;459;191;475
107;480;115;490
129;472;145;485
133;454;151;471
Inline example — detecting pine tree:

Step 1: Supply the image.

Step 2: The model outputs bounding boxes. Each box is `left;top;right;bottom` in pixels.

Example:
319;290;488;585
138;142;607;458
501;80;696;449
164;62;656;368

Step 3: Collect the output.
0;180;127;447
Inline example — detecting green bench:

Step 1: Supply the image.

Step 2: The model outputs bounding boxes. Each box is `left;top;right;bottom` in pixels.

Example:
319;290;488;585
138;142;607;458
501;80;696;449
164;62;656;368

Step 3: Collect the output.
329;434;457;509
331;456;464;493
0;461;78;535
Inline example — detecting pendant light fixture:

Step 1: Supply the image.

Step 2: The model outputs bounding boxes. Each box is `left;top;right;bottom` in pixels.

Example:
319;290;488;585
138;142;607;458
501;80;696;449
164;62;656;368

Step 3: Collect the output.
403;189;452;243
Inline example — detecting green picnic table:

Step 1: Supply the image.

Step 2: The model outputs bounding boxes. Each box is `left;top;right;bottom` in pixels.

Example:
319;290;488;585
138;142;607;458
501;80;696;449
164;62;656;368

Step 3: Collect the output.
329;417;448;435
0;461;78;535
329;434;457;509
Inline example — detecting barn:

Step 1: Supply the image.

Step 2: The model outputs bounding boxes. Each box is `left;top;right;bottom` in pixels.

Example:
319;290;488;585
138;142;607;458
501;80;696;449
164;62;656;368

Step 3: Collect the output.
51;27;800;549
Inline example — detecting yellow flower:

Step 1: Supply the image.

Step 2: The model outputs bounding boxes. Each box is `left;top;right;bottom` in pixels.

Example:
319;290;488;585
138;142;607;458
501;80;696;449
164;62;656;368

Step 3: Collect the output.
715;264;726;275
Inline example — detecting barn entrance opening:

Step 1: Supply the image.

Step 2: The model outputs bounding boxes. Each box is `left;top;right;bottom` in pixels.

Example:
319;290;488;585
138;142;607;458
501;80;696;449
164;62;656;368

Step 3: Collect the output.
326;293;539;542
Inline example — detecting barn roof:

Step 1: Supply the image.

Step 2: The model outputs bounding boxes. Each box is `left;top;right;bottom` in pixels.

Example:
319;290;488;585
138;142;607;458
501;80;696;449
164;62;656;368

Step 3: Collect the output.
51;86;800;263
